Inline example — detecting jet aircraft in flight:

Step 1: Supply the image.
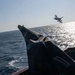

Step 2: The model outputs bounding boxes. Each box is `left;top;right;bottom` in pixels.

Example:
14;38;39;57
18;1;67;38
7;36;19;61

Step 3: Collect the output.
54;15;63;23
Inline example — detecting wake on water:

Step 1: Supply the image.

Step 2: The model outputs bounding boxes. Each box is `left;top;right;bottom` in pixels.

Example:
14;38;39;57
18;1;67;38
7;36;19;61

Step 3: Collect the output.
0;22;75;75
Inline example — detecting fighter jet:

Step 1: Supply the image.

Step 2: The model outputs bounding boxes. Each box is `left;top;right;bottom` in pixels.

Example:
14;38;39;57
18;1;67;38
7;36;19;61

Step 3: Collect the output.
54;15;63;23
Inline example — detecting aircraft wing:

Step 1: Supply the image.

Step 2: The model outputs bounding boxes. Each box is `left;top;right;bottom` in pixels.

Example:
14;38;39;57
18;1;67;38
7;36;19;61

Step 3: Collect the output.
59;20;62;23
55;15;57;18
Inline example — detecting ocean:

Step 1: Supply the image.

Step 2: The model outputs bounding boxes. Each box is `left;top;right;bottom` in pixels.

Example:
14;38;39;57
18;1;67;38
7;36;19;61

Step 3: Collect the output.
0;22;75;75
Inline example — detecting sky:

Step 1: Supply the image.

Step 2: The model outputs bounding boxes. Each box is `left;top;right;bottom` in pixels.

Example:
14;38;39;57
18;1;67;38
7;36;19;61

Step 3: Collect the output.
0;0;75;32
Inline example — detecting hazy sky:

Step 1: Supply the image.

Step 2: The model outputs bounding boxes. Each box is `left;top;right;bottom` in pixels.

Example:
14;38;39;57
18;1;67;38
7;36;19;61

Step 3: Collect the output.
0;0;75;32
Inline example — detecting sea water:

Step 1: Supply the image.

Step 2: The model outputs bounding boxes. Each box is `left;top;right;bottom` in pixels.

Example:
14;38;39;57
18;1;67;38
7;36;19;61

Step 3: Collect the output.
0;22;75;75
